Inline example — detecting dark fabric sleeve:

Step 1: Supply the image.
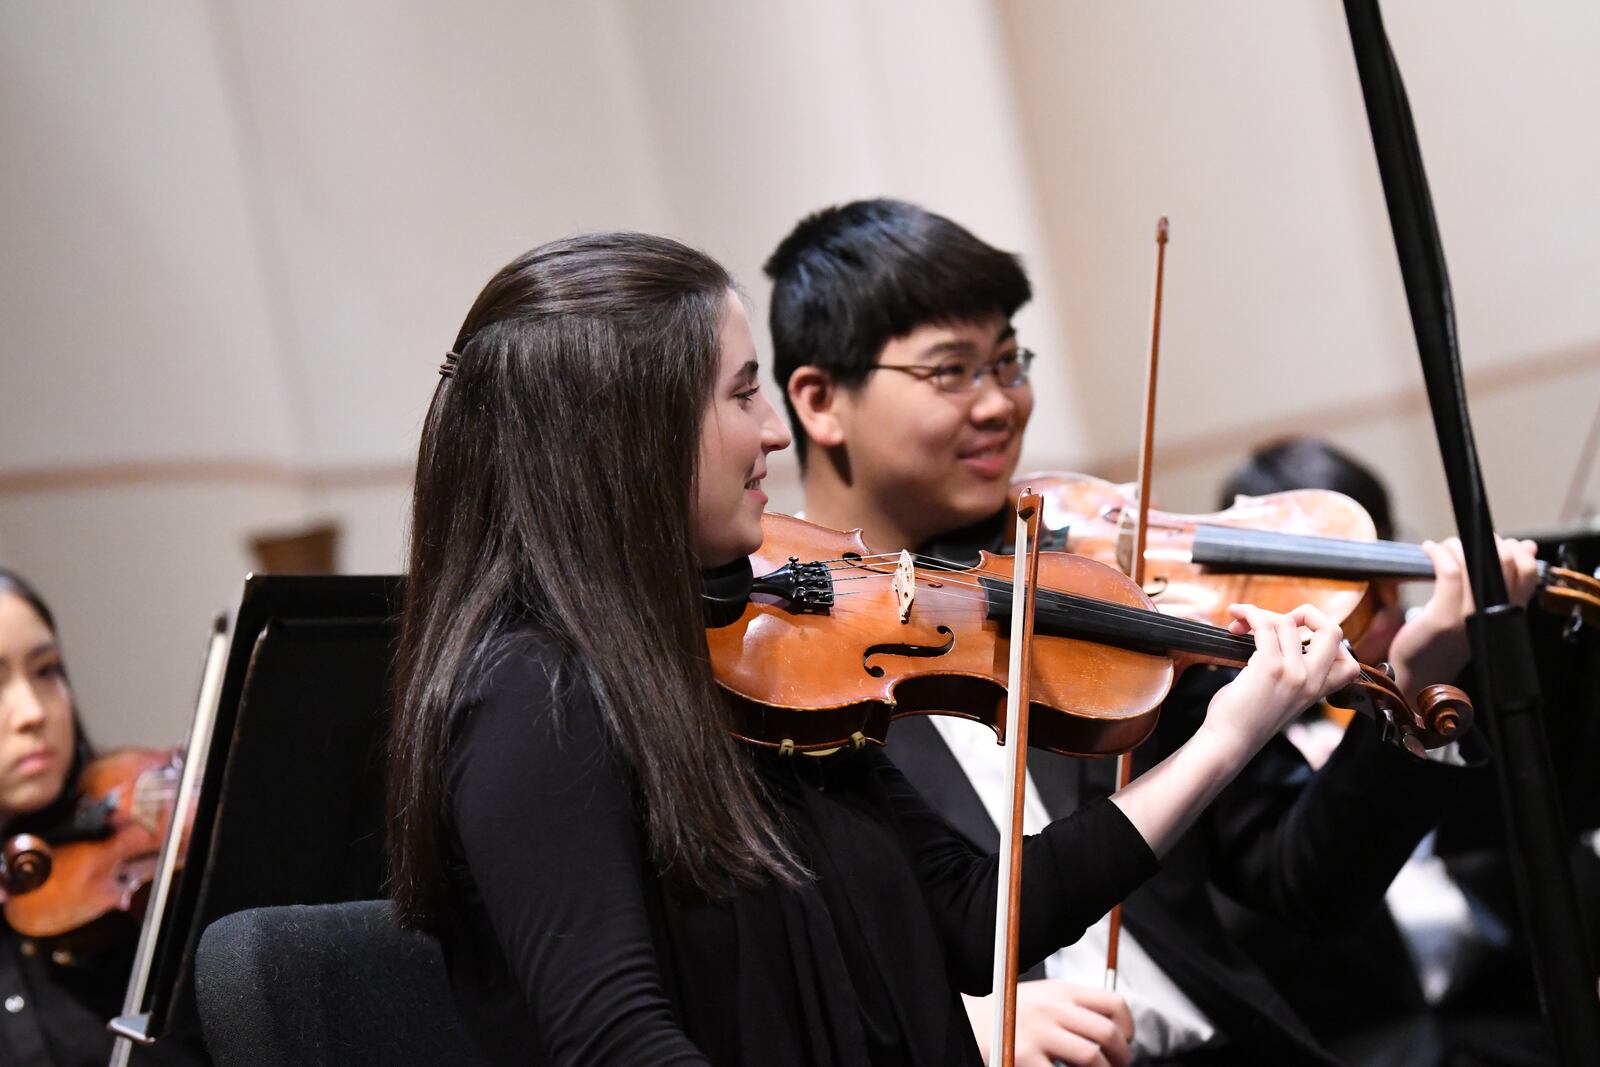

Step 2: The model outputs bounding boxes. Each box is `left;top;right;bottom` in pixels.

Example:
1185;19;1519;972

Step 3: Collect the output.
446;646;711;1066
867;750;1158;992
1163;667;1473;929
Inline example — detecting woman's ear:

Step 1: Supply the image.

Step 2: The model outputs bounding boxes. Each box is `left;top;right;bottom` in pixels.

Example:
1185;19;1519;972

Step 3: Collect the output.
786;366;848;449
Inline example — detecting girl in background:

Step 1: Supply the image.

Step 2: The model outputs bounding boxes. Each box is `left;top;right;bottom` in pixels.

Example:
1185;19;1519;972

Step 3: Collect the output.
0;569;118;1067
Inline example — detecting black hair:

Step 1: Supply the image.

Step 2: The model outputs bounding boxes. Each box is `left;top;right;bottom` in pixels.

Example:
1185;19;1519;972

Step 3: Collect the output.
1218;437;1396;541
0;568;95;829
763;199;1031;461
388;233;805;929
0;569;59;635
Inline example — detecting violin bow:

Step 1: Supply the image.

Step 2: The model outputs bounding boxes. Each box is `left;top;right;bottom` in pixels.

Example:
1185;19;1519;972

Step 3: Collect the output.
1342;2;1600;1057
1105;216;1169;990
1561;391;1600;522
989;489;1044;1067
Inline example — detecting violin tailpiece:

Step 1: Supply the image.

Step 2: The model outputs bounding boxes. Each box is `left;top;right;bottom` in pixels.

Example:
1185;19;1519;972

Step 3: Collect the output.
750;557;835;612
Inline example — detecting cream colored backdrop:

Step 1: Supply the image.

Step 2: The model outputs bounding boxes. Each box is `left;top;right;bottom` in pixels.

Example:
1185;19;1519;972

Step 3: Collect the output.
2;0;1597;746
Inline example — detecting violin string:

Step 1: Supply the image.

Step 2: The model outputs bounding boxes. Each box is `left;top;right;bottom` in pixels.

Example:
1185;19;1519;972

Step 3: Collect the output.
793;554;1398;693
823;557;1241;642
814;560;1401;686
817;560;1261;658
899;553;1418;695
819;591;1391;710
824;558;1181;627
778;550;994;572
818;586;1386;692
819;563;1395;687
828;531;1449;577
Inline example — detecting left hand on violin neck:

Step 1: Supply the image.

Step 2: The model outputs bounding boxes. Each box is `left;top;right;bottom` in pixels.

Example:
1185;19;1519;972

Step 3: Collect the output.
1387;535;1541;698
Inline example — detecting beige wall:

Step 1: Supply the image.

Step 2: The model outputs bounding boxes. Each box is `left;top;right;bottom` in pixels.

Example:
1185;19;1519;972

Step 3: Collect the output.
2;1;1597;748
998;0;1600;525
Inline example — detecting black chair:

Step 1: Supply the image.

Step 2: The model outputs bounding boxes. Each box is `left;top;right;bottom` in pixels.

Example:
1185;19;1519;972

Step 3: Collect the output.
195;900;483;1066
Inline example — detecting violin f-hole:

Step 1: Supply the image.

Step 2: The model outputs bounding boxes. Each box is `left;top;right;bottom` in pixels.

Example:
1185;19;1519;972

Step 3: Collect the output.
862;626;955;678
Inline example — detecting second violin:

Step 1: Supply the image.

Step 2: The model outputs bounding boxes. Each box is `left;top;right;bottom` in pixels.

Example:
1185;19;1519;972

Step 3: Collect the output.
1016;470;1599;637
2;746;189;954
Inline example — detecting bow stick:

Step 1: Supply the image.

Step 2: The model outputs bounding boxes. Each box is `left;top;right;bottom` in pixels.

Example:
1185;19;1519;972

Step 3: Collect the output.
1105;217;1169;990
1342;2;1600;1059
989;489;1045;1067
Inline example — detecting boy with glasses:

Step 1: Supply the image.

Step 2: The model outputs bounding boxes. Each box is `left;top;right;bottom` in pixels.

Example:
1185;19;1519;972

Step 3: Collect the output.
764;199;1531;1066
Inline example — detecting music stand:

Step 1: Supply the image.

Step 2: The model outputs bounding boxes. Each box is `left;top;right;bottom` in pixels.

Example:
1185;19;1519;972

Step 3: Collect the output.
108;574;402;1061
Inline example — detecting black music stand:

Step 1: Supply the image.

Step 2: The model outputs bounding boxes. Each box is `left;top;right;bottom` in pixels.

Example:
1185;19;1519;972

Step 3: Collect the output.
1524;527;1600;834
1438;526;1600;849
109;574;402;1060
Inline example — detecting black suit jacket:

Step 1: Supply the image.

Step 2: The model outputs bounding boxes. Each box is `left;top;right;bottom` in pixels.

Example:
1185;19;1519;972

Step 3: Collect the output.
887;662;1463;1067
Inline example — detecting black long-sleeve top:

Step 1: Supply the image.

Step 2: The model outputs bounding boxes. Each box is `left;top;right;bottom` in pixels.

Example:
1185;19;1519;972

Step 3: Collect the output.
438;635;1159;1066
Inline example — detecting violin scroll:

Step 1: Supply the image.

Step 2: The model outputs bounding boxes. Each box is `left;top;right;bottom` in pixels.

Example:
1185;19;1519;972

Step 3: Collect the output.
1540;564;1600;639
1328;667;1473;758
0;834;52;898
1415;684;1474;747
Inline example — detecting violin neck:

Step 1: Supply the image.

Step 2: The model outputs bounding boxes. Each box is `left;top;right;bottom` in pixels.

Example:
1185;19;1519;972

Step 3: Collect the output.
1190;525;1438;580
980;578;1256;667
1189;524;1556;595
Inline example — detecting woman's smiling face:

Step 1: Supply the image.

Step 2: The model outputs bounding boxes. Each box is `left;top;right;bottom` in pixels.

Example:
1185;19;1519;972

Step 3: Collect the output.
693;292;791;566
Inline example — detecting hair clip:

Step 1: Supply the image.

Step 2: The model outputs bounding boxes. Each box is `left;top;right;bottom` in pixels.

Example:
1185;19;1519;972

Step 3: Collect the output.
439;351;461;379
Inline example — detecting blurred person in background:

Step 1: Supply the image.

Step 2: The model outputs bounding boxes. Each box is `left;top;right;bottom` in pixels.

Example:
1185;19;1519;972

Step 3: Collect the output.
1216;437;1592;1067
0;569;200;1067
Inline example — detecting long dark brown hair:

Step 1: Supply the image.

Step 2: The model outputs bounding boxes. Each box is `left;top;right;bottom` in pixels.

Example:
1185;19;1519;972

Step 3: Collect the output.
388;233;804;929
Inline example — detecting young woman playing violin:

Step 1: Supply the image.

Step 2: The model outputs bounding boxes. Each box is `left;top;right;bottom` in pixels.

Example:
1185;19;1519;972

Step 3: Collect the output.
765;198;1540;1067
0;569;122;1067
386;232;1377;1067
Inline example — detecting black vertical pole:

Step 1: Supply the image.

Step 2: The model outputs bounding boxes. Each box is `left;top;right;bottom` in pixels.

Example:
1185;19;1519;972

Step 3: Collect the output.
1341;2;1600;1061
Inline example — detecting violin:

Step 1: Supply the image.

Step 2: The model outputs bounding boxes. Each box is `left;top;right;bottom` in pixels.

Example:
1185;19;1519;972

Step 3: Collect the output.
704;513;1471;760
0;746;189;953
1016;471;1600;637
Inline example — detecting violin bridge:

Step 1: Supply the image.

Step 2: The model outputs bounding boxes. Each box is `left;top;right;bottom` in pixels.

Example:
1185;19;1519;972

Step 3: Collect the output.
1115;508;1137;574
893;550;916;622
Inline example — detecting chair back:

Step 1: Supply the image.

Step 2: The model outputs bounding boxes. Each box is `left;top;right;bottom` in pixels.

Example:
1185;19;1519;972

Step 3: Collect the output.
196;900;482;1066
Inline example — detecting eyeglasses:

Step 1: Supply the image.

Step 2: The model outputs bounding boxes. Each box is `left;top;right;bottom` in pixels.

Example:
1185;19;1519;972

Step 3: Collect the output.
867;348;1035;396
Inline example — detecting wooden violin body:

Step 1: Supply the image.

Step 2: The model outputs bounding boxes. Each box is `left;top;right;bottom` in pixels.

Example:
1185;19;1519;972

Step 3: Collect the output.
2;746;189;948
709;514;1172;757
707;513;1471;760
